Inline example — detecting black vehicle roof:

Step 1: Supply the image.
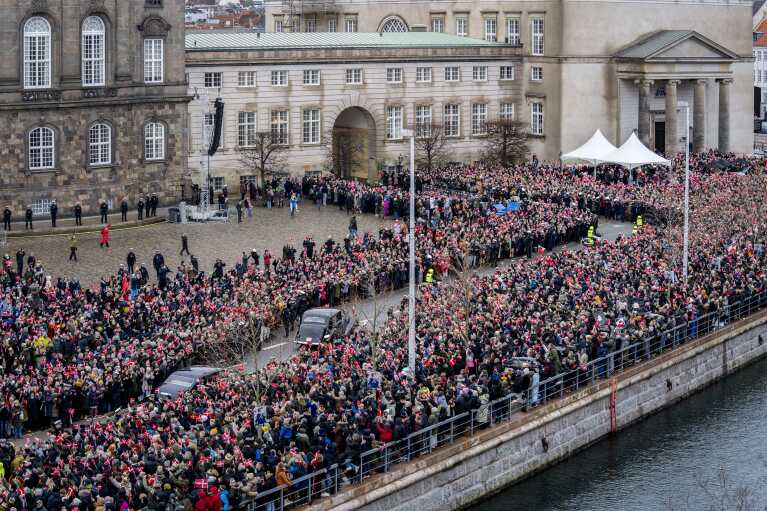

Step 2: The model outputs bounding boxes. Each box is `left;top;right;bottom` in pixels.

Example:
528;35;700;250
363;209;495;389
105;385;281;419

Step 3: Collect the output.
304;308;341;318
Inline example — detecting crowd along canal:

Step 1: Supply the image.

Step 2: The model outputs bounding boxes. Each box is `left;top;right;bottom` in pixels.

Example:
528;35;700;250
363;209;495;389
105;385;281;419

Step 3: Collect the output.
473;357;767;511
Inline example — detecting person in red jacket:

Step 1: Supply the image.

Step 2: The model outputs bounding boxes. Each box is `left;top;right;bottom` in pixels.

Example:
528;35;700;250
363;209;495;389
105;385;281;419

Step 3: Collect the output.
206;486;222;511
100;224;110;248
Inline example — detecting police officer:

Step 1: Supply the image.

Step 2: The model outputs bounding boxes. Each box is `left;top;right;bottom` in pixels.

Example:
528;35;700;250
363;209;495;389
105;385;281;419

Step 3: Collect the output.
73;203;83;226
99;201;108;223
120;198;128;222
150;193;158;217
144;194;151;219
25;205;33;230
3;206;11;231
180;234;190;256
137;197;145;221
49;200;58;228
126;248;136;274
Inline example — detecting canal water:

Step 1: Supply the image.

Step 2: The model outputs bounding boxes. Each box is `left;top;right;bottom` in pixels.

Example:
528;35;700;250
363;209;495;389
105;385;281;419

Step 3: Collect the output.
473;357;767;511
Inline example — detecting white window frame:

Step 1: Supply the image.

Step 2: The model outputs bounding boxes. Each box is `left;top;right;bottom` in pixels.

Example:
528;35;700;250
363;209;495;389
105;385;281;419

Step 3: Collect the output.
237;71;256;87
415;105;432;138
204;71;222;89
506;17;520;46
237;111;257;147
385;105;403;140
444;66;460;82
444;104;460;138
82;16;105;87
305;17;317;32
271;70;288;86
143;38;164;84
500;66;515;81
500;102;515;121
303;69;320;85
271;110;289;145
327;17;337;32
472;66;487;82
31;199;53;217
531;17;545;56
471;103;487;135
88;122;112;166
531;102;544;136
275;18;284;32
302;108;321;144
23;17;52;89
484;17;497;42
212;176;225;193
386;68;403;84
431;16;444;33
28;127;55;170
380;16;408;32
456;16;468;37
416;67;432;83
531;65;543;82
345;68;362;85
144;122;165;161
344;17;357;32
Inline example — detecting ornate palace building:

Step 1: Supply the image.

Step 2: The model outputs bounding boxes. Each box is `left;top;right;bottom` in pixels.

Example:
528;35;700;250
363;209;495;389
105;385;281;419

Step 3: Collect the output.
0;0;190;216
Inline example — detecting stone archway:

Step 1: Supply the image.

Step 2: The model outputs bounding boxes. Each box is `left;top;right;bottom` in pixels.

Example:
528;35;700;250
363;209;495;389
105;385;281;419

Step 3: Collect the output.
332;107;377;181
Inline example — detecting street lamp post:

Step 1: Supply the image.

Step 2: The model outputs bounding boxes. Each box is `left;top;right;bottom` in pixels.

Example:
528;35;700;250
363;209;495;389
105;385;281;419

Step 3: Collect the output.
401;128;416;376
679;104;690;283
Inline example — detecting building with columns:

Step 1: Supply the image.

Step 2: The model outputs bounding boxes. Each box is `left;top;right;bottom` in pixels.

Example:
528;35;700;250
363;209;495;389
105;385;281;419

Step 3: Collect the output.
260;0;753;160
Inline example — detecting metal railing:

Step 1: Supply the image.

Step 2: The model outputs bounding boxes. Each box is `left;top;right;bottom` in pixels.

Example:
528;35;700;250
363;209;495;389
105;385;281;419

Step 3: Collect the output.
240;289;767;511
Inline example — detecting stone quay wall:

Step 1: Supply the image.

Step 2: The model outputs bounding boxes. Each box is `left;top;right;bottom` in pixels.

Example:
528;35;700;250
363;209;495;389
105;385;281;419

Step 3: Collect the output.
307;311;767;511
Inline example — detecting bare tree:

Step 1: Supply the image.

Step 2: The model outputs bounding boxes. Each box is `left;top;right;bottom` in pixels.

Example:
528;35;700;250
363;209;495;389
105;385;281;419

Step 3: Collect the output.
482;118;530;166
237;132;288;186
441;242;483;350
415;122;450;173
324;128;367;179
665;468;766;511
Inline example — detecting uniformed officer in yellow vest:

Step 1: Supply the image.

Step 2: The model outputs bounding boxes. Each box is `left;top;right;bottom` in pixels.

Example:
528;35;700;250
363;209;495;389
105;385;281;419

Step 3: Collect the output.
425;268;434;284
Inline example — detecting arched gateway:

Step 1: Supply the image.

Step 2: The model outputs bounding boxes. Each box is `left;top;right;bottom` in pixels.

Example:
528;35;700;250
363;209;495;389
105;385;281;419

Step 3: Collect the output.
331;107;377;181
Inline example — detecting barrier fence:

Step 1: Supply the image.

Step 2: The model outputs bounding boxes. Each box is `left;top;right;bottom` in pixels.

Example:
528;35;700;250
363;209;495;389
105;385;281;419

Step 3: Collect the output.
241;289;767;511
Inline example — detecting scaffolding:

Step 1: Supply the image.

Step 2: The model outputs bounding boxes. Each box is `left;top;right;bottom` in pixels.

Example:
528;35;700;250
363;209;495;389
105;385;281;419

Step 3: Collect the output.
281;0;336;32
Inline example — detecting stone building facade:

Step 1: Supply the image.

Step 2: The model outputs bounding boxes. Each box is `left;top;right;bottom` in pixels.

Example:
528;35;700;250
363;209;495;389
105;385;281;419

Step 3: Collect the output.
263;0;754;158
185;32;523;189
0;0;190;217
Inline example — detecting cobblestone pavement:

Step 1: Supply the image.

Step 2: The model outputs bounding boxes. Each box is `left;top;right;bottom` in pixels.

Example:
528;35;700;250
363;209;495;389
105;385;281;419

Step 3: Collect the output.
4;204;388;286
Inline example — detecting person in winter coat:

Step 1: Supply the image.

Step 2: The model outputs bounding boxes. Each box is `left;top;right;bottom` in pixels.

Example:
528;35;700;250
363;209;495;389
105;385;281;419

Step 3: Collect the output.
476;388;490;429
100;224;110;248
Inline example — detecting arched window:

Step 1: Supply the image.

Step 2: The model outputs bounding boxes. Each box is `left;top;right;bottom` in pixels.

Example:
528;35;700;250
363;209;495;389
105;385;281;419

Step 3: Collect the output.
23;17;51;89
380;16;408;33
144;122;165;161
82;16;105;86
29;127;55;170
88;122;111;165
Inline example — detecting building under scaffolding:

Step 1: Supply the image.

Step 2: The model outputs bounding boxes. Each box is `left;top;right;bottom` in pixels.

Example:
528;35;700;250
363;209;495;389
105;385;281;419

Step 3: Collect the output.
279;0;336;32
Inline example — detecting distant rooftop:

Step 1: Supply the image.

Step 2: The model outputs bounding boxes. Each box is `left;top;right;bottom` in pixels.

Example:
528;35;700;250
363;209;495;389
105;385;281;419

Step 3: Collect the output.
185;31;504;50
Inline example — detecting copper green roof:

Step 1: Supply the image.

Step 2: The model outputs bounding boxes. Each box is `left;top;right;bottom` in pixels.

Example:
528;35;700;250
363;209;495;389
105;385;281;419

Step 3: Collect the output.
186;31;505;50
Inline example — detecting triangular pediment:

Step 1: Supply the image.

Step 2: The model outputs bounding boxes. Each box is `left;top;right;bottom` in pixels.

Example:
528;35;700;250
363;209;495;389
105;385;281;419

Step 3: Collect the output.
615;30;738;62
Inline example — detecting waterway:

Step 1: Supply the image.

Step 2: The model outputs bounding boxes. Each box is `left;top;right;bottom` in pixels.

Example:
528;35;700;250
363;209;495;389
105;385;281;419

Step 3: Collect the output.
474;357;767;511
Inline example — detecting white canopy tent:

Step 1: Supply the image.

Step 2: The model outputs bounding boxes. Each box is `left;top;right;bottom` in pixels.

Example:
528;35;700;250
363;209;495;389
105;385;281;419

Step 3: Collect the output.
561;129;618;166
600;132;671;169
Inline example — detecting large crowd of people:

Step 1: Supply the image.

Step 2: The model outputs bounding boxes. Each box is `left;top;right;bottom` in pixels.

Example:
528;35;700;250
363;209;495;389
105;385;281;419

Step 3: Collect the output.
0;152;765;511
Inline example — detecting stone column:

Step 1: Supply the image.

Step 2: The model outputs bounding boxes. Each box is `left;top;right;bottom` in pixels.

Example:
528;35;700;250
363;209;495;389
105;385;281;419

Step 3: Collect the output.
692;79;706;153
665;79;680;156
637;79;654;146
717;78;732;152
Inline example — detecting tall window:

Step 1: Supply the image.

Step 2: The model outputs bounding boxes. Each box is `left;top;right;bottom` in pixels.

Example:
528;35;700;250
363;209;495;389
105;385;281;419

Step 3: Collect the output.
531;102;544;135
444;104;460;137
500;66;515;80
456;16;467;37
345;17;357;32
531;65;543;82
204;72;222;88
415;105;432;137
82;16;105;87
237;112;256;147
143;38;163;84
327;17;337;32
386;68;403;83
28;127;55;170
471;103;487;135
271;110;289;145
23;17;52;89
144;122;165;161
88;123;111;165
431;17;444;33
237;71;256;87
506;17;520;45
472;66;487;81
302;109;320;144
386;106;403;140
275;19;284;32
444;66;460;82
346;68;362;84
531;17;544;56
305;17;317;32
416;67;432;83
500;103;515;121
484;17;497;42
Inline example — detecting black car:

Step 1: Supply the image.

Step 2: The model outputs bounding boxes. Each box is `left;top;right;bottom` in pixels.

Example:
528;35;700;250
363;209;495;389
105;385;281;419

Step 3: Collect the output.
295;308;352;345
157;366;222;399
